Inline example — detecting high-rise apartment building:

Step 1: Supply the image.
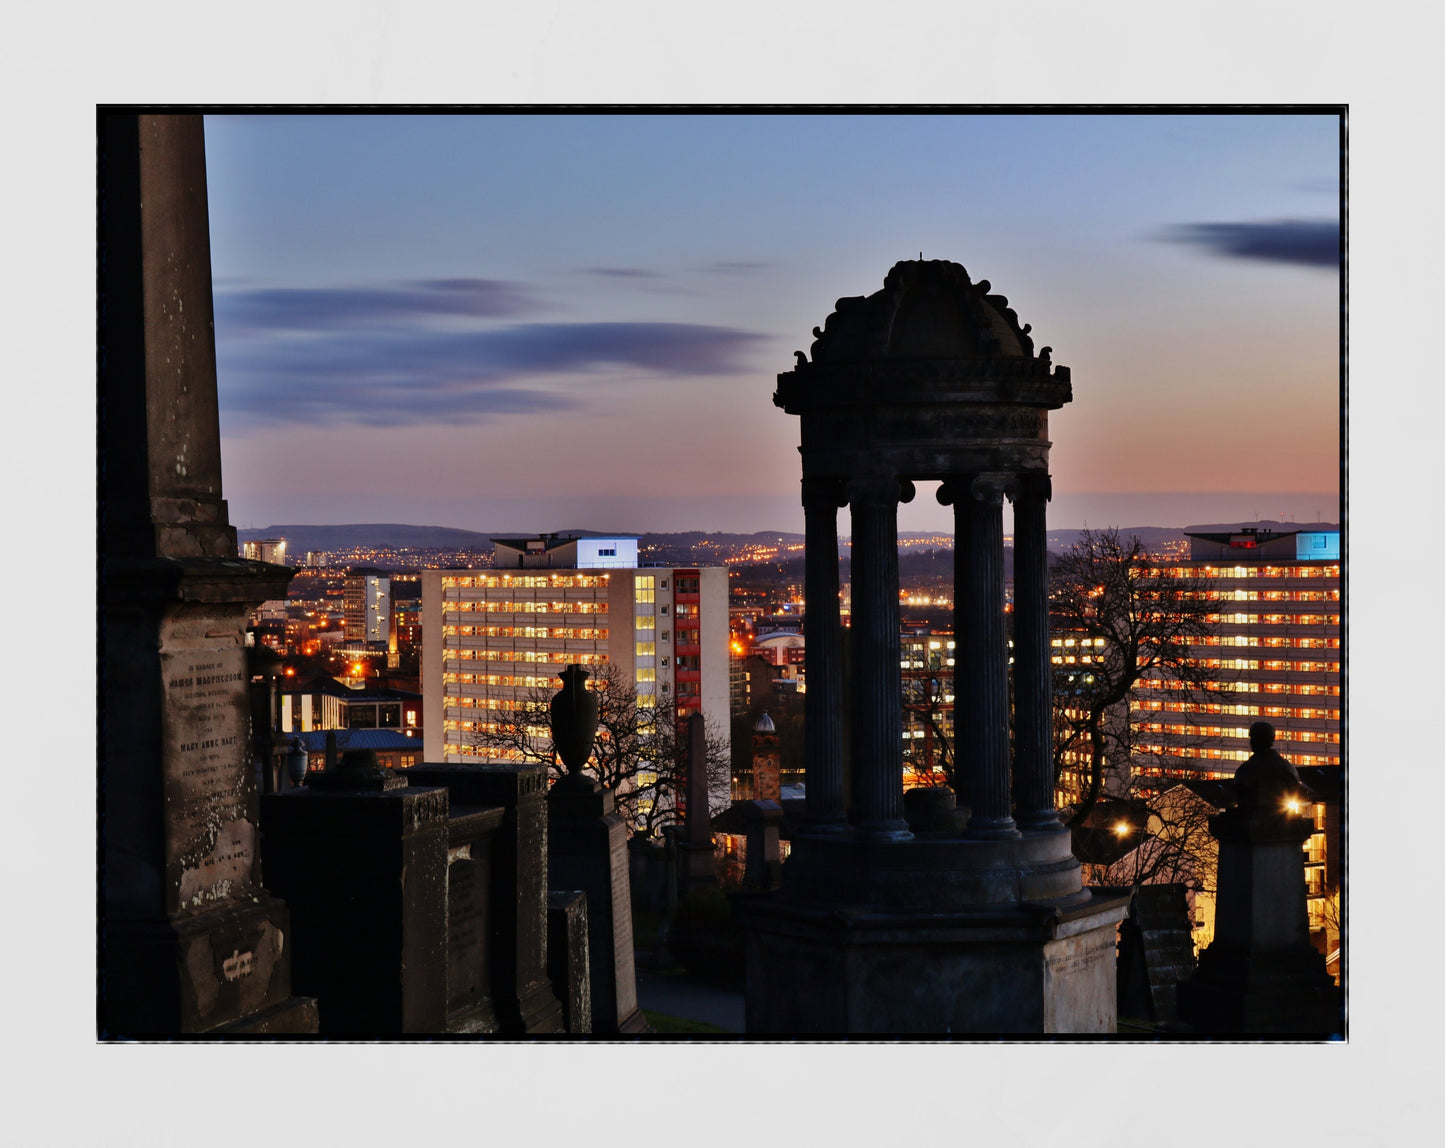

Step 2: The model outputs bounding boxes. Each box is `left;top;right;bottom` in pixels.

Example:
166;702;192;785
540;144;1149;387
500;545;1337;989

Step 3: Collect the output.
242;538;288;564
420;533;729;777
1130;523;1341;783
344;568;391;645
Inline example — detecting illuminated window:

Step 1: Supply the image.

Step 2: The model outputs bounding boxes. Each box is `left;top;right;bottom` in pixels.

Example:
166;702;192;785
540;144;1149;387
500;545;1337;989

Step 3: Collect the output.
637;641;656;656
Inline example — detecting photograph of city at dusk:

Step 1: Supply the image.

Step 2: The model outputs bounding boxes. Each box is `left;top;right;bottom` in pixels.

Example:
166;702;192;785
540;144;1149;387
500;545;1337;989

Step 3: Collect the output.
81;93;1403;1140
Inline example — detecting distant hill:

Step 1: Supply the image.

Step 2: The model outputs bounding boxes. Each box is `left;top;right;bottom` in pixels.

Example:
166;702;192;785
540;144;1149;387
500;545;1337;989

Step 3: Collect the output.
238;524;494;551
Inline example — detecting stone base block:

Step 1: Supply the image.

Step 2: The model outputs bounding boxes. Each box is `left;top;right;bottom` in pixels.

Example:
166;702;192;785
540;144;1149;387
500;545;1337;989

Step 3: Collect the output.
1178;942;1340;1036
740;891;1129;1034
212;996;319;1035
101;895;301;1036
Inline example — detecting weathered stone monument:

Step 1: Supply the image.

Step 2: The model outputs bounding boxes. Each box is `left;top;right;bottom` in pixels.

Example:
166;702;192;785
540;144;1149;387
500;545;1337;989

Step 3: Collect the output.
545;666;649;1034
408;763;566;1034
99;113;316;1034
260;751;450;1034
1178;723;1339;1034
677;711;719;895
739;259;1129;1033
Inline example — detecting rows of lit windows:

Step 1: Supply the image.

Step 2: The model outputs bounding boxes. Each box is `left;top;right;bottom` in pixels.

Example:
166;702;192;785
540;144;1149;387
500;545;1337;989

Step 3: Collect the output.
1150;565;1339;580
443;649;607;664
1191;630;1338;645
1135;699;1336;720
442;574;609;589
443;697;554;713
1139;721;1340;744
441;672;584;689
1204;613;1337;625
442;624;608;640
1138;743;1336;767
443;600;609;615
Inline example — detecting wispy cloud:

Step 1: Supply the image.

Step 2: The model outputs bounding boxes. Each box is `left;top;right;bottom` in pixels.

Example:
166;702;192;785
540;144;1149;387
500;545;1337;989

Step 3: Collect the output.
1160;218;1339;269
215;281;767;430
213;278;540;333
580;267;663;279
702;260;770;275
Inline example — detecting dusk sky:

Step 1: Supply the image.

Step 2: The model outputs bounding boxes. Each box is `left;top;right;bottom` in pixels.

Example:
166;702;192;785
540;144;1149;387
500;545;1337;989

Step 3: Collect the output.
205;113;1341;535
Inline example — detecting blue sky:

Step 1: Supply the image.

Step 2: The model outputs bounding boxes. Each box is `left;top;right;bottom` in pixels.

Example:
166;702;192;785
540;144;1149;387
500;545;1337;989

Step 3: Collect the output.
204;112;1341;533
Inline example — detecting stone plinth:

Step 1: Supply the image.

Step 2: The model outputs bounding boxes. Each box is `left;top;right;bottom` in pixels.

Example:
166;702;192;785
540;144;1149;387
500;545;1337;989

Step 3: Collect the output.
547;774;649;1034
1178;811;1338;1035
547;890;592;1034
736;800;783;891
260;778;450;1034
407;764;565;1034
445;806;507;1034
738;827;1128;1034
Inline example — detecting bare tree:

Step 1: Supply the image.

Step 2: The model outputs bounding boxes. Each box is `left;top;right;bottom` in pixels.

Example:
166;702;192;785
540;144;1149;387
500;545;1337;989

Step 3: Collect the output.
1050;528;1227;827
469;661;731;837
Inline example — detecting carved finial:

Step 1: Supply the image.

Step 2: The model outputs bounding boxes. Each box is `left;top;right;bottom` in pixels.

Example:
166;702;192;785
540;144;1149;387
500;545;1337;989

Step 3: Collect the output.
978;279;990;293
812;326;823;339
1039;346;1052;366
794;350;808;367
1022;323;1032;335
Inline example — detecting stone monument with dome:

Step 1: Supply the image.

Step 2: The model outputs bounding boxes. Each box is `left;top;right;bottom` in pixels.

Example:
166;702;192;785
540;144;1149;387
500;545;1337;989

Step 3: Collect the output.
737;259;1130;1033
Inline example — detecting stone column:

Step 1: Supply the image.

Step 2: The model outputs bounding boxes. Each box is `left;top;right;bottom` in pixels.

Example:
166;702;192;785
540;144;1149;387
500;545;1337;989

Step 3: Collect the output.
846;475;913;841
801;477;848;831
942;474;1018;839
1011;473;1059;830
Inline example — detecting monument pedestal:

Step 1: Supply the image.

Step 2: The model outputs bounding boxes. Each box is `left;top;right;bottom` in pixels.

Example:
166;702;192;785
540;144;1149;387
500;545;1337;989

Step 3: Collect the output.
738;827;1129;1034
1179;811;1339;1035
548;775;649;1034
102;559;318;1035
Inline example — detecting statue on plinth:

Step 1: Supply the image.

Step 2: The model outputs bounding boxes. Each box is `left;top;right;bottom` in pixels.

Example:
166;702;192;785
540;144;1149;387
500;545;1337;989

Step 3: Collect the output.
1231;722;1307;817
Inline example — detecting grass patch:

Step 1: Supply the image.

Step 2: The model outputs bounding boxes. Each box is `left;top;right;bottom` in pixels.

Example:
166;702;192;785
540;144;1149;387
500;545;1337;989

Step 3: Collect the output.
642;1010;734;1035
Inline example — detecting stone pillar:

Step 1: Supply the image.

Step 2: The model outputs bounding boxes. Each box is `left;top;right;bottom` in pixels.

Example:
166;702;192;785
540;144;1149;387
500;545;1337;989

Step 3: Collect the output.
677;711;720;892
547;772;650;1034
260;760;450;1035
801;477;848;831
738;800;784;890
547;891;592;1034
1011;473;1059;830
846;475;913;841
1179;809;1338;1034
99;112;315;1035
942;474;1018;839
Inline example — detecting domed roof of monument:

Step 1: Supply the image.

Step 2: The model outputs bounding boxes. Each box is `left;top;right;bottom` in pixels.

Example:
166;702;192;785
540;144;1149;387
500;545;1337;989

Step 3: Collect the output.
754;711;776;733
807;259;1040;364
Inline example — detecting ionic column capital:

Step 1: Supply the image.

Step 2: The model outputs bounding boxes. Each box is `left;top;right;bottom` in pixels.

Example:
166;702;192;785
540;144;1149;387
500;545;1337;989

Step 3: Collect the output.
845;474;912;509
937;473;1016;507
1009;472;1053;504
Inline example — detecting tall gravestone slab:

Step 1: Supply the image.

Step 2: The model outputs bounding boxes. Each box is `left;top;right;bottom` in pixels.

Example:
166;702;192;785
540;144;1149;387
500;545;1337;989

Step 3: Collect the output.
445;805;507;1033
99;113;315;1034
260;762;450;1034
408;764;565;1034
678;711;719;895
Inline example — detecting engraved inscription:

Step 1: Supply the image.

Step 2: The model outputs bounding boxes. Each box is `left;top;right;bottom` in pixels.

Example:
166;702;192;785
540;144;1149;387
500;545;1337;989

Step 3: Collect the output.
222;949;255;981
160;642;256;912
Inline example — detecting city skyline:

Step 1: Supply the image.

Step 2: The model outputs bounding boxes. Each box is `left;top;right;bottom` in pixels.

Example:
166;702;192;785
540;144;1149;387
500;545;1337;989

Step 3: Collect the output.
205;112;1341;535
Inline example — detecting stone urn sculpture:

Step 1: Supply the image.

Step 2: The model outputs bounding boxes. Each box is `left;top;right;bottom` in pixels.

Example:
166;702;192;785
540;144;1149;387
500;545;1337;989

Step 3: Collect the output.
551;664;600;792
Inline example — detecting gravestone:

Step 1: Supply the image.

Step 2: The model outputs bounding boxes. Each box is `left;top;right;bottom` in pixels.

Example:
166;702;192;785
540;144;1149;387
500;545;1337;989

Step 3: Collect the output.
548;891;592;1034
99;113;315;1035
445;805;506;1033
677;712;719;894
408;764;565;1034
260;753;450;1034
